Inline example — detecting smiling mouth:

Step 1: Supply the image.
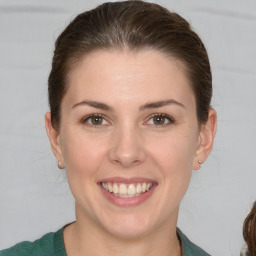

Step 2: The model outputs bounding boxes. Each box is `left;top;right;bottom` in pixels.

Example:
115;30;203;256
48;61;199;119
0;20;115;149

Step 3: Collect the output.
100;182;154;198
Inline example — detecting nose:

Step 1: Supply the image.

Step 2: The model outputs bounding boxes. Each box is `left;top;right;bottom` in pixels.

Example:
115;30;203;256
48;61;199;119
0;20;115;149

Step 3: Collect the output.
108;126;146;168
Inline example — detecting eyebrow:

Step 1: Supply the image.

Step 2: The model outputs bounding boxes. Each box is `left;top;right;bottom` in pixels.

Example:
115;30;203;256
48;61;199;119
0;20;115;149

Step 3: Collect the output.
72;100;113;111
139;99;185;111
72;99;185;111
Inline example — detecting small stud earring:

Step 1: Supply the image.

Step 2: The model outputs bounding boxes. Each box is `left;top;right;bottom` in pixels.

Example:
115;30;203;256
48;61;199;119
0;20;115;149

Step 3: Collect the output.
198;160;202;168
58;161;63;169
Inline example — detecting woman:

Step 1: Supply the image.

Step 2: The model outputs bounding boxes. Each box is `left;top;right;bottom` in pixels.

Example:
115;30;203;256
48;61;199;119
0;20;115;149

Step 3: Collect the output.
242;202;256;256
0;1;216;255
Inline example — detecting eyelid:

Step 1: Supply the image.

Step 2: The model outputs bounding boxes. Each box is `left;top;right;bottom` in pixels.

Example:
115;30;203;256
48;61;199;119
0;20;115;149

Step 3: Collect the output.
145;113;175;126
81;113;110;126
80;113;174;127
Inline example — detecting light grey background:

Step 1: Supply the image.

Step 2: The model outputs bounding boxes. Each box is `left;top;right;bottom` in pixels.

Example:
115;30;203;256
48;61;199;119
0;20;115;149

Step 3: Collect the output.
0;0;256;255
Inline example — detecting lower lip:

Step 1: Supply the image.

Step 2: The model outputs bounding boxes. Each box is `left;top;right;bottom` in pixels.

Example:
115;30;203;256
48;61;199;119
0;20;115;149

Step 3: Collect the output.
99;184;157;207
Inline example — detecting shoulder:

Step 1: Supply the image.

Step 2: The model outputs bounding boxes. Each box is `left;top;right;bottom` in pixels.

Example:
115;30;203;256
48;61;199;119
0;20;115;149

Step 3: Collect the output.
177;229;211;256
0;227;66;256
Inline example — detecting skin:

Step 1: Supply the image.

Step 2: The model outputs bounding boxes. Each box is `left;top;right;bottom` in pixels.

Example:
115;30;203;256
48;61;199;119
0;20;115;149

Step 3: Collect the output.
45;49;217;256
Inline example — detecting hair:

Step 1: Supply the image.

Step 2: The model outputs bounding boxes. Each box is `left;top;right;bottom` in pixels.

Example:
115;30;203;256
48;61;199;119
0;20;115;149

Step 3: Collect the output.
48;0;212;130
242;202;256;256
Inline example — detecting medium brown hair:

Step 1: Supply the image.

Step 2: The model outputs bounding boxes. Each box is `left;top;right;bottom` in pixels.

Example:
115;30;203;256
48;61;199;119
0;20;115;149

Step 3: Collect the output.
48;0;212;129
242;202;256;256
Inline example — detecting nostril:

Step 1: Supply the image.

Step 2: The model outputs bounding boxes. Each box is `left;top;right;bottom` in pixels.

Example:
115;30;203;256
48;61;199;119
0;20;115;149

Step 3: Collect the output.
111;158;141;168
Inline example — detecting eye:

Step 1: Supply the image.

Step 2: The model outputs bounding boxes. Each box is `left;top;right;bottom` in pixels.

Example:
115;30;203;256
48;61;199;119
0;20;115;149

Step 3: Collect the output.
147;114;174;126
82;114;108;126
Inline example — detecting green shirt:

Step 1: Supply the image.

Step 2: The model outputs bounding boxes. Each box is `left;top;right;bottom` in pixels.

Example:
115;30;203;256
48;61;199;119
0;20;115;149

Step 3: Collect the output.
0;227;210;256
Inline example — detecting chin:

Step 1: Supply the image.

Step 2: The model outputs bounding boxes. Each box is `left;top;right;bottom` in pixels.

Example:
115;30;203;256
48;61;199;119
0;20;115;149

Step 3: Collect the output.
100;213;154;239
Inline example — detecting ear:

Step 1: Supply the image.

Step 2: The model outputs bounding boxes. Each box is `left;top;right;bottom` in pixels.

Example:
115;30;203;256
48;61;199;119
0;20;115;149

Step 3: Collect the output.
45;112;64;168
193;108;217;170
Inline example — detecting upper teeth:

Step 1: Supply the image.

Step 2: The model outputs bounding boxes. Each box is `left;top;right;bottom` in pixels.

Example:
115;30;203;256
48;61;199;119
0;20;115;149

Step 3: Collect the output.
101;182;153;197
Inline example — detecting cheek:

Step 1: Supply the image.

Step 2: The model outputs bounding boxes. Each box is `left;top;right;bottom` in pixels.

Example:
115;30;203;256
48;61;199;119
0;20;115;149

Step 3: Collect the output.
60;129;107;178
60;130;109;209
146;130;198;198
152;140;194;193
147;131;198;174
141;133;197;220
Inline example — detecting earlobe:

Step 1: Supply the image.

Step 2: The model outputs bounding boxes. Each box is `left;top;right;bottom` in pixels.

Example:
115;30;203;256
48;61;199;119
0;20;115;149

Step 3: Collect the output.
193;108;217;170
45;112;64;164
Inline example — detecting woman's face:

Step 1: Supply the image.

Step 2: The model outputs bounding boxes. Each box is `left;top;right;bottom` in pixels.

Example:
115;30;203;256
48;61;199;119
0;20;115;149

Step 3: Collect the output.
47;49;211;238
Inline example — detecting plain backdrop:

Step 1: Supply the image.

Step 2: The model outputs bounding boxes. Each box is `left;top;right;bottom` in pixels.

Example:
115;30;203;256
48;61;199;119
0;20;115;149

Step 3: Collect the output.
0;0;256;255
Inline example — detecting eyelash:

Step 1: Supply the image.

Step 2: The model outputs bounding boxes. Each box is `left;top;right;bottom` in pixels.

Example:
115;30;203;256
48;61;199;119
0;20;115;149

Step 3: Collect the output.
146;113;175;127
81;114;108;127
81;113;175;128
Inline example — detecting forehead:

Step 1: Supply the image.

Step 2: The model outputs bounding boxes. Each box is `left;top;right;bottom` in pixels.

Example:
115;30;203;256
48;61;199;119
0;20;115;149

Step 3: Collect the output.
64;49;195;109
